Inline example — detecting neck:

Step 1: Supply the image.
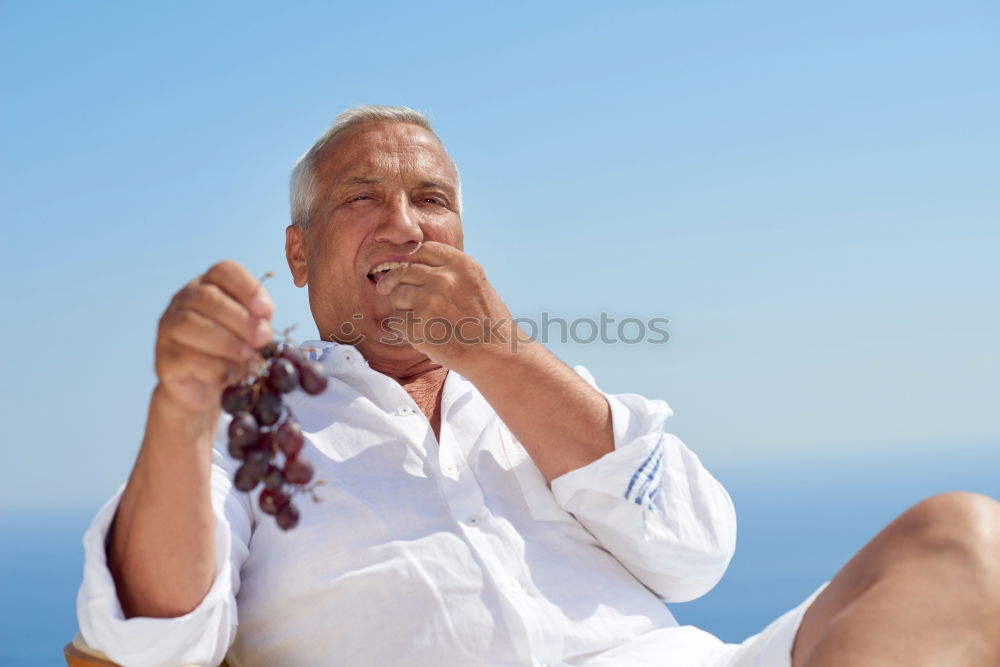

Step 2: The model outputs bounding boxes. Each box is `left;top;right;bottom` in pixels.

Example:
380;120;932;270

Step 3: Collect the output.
362;344;448;440
362;342;441;382
399;366;448;442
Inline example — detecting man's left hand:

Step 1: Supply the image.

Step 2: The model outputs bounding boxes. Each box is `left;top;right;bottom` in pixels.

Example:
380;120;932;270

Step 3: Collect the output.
375;241;522;370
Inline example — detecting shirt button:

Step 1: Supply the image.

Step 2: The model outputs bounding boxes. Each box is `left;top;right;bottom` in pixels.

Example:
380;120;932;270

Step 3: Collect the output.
505;579;523;592
395;406;416;416
442;464;458;475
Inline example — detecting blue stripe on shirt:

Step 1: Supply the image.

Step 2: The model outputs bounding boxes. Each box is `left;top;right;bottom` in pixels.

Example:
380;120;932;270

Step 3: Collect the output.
624;433;665;501
625;444;659;500
633;448;663;505
644;467;663;510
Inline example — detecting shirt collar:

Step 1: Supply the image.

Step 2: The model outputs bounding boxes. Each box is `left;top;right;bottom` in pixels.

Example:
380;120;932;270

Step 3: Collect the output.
299;339;369;374
299;339;475;420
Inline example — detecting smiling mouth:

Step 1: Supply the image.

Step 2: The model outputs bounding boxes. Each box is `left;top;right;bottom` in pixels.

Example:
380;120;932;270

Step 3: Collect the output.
367;261;407;286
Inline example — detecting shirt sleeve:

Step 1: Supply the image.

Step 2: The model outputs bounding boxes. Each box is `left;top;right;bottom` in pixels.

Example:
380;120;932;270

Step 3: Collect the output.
549;366;737;603
76;416;253;667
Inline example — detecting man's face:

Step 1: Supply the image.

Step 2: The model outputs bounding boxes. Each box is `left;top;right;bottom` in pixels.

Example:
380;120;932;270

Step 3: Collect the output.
286;121;463;361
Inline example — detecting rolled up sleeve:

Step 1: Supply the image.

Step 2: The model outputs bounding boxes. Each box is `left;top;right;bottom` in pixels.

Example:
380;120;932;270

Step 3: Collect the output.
550;366;737;603
76;423;252;667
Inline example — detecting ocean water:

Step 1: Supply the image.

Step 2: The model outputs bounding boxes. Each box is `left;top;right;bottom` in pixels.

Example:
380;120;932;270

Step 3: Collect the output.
0;509;95;667
672;445;1000;643
1;449;996;666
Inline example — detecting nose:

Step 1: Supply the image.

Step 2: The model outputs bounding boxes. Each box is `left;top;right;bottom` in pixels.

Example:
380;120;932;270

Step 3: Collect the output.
374;193;423;247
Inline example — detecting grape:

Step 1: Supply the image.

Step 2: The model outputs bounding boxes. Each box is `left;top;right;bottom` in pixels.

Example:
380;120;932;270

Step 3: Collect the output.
276;502;300;530
228;412;259;449
278;345;305;367
245;446;270;468
221;338;322;532
253;393;282;426
254;430;274;453
284;456;314;485
228;439;249;461
221;384;252;415
299;360;328;395
275;419;304;457
267;358;300;394
259;489;290;516
264;465;285;492
234;462;263;492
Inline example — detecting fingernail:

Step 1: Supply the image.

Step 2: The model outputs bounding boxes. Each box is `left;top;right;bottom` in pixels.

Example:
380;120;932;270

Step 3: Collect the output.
250;291;272;317
254;320;272;346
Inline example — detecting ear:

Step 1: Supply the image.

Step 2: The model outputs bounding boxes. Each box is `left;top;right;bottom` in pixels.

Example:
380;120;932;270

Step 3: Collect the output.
285;224;309;288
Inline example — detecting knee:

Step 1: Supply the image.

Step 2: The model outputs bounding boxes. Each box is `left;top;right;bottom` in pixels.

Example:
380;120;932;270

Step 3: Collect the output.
897;492;1000;573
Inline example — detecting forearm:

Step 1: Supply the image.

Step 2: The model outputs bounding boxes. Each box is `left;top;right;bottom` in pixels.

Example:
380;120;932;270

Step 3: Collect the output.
461;338;613;483
107;385;219;618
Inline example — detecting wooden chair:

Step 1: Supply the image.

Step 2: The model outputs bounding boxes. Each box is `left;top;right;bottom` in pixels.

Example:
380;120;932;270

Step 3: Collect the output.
64;633;120;667
64;632;233;667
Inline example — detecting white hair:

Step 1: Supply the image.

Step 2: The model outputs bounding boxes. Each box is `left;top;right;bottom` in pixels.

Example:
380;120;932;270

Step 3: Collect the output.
289;105;461;227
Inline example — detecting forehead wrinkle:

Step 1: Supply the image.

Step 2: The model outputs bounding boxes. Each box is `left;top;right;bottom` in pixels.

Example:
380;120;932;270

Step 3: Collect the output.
343;176;380;185
314;122;459;211
355;146;456;192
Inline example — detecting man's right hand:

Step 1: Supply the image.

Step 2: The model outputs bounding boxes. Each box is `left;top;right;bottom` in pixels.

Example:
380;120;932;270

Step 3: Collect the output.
108;259;273;619
154;260;274;416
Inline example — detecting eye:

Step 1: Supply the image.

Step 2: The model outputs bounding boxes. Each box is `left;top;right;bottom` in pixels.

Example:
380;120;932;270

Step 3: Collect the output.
419;195;447;207
344;193;375;206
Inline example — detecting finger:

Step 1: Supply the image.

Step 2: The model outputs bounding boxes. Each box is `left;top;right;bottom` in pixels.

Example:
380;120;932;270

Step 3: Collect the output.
404;240;460;267
387;284;421;311
179;282;272;348
202;259;274;320
166;308;256;362
157;345;243;388
375;262;433;296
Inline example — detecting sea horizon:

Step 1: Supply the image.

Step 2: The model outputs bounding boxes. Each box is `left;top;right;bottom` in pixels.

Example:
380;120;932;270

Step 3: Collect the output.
2;444;997;665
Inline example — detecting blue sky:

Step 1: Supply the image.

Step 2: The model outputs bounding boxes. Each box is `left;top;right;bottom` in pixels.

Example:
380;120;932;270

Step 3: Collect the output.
2;0;997;510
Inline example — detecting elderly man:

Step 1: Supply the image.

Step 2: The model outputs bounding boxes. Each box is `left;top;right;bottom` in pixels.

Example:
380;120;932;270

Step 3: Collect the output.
78;106;1000;666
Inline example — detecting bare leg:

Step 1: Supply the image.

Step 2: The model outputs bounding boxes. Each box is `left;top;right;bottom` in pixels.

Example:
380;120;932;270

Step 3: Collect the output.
791;492;1000;667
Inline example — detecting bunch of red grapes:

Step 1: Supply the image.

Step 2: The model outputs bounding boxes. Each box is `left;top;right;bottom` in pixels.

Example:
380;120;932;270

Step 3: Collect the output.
221;342;327;530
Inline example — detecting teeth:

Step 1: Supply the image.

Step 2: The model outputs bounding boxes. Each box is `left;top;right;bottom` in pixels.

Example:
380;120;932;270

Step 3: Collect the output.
369;261;405;275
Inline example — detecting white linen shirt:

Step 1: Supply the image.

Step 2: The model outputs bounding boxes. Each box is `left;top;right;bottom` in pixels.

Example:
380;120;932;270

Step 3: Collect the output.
78;340;738;667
